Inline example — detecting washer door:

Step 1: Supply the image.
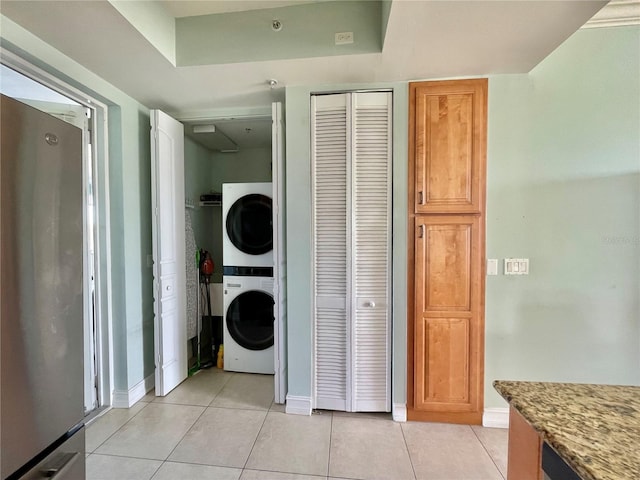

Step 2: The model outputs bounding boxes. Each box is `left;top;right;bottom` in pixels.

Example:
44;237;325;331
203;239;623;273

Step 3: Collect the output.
226;290;274;350
225;194;273;255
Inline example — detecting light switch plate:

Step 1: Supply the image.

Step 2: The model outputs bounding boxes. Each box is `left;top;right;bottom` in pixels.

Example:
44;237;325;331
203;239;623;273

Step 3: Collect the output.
487;259;498;275
504;258;529;275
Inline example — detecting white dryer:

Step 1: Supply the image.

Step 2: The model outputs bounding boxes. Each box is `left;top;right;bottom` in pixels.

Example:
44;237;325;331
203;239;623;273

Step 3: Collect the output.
223;267;274;374
222;182;273;268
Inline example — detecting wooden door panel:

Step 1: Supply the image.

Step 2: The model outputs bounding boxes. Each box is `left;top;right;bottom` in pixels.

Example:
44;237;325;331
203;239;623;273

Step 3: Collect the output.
424;223;472;311
415;317;470;409
412;215;482;417
412;79;487;214
424;94;473;207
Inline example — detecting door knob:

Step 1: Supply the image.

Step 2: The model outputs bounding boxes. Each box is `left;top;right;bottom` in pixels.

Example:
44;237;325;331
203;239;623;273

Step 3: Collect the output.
365;301;376;308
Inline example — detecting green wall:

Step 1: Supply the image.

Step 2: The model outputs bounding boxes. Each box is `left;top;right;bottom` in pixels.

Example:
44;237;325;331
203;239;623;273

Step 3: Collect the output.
176;1;382;66
485;26;640;407
184;137;215;256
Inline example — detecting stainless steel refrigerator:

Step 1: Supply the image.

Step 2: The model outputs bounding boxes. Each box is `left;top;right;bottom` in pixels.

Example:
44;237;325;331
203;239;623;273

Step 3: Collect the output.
1;94;86;479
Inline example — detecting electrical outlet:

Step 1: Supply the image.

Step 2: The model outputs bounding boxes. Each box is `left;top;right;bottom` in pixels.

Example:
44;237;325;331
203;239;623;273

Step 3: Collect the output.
335;32;354;45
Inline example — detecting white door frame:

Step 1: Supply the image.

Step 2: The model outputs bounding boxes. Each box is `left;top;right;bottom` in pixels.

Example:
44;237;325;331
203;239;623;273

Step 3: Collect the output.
272;102;287;404
175;107;287;402
0;48;115;412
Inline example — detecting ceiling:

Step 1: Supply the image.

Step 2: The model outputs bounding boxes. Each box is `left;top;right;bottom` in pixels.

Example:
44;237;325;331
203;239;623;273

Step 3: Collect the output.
0;0;620;150
160;0;320;18
183;116;272;151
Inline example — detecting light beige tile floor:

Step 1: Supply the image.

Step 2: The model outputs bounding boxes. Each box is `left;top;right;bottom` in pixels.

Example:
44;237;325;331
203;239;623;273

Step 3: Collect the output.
86;369;508;480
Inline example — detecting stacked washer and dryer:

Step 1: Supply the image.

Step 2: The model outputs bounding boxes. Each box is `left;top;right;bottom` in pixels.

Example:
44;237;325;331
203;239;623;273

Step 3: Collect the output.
222;183;275;374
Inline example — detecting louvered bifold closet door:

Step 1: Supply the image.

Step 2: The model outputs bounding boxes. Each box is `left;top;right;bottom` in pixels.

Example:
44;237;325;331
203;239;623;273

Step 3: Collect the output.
312;94;350;411
351;92;392;412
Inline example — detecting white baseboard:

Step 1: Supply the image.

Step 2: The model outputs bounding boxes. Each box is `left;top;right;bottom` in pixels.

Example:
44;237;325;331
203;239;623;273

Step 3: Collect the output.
112;374;154;408
285;395;312;415
392;403;407;422
483;407;509;428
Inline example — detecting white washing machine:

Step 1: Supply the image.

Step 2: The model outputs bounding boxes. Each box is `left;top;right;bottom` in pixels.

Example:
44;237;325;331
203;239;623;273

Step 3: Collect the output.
222;182;273;268
223;268;275;374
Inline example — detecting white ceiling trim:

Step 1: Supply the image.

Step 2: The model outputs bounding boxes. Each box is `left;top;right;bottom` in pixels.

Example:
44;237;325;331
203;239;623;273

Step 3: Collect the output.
582;0;640;28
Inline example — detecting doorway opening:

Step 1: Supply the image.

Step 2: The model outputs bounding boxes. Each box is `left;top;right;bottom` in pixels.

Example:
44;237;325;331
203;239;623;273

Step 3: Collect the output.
151;106;287;404
0;53;113;417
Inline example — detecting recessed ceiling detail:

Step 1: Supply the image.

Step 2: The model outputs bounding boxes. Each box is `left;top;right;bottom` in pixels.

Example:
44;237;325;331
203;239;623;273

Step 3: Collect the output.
175;1;382;66
0;0;612;112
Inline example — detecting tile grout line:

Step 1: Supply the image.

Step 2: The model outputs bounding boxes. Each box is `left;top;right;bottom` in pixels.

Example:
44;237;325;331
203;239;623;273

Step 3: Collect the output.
326;411;334;478
88;401;151;454
469;425;506;480
146;459;165;480
240;400;272;471
88;373;275;479
206;371;236;407
162;403;209;463
399;422;418;480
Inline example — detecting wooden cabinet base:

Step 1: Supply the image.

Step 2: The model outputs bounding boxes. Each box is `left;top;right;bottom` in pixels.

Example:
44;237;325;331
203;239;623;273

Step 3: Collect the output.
407;408;482;425
507;406;542;480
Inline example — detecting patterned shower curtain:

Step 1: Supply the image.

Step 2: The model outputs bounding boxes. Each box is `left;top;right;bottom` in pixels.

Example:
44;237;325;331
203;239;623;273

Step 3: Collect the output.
185;208;198;339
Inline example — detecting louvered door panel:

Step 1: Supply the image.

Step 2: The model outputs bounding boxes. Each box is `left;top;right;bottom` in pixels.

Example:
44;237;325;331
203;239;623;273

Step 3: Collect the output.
312;94;349;410
312;92;392;413
352;92;392;411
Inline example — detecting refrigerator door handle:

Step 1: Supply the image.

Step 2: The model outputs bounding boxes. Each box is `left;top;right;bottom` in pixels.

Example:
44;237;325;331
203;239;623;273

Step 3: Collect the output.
40;452;80;479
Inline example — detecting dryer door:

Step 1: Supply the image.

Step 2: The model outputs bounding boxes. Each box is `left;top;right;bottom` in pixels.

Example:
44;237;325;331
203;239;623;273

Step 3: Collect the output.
226;290;274;350
225;194;273;255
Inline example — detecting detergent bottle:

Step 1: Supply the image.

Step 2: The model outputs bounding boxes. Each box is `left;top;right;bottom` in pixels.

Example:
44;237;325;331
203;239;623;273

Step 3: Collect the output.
217;344;224;369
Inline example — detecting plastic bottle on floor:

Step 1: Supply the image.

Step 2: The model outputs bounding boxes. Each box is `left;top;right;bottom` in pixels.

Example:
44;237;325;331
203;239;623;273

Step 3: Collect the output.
217;344;224;369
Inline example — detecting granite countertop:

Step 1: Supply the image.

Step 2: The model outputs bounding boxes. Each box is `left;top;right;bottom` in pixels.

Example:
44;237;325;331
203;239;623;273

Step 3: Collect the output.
494;380;640;480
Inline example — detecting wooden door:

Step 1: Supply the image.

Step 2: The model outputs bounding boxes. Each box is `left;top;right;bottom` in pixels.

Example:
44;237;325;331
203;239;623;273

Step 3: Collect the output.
408;79;487;424
412;80;486;214
413;215;483;421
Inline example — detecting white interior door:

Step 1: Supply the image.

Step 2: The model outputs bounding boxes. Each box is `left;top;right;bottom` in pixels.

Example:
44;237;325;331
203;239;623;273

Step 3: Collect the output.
312;93;351;411
350;92;392;412
312;92;392;412
151;109;187;396
272;102;288;404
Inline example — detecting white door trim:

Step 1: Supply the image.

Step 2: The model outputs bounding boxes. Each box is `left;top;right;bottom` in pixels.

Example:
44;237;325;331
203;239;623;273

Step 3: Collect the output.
272;102;288;404
0;48;114;411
